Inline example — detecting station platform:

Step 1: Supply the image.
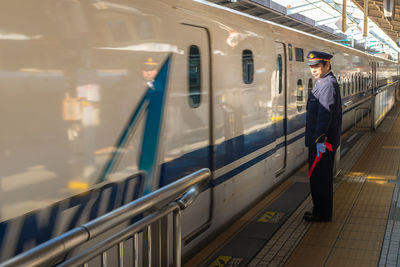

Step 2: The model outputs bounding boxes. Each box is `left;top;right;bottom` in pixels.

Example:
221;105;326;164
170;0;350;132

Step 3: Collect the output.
186;103;400;267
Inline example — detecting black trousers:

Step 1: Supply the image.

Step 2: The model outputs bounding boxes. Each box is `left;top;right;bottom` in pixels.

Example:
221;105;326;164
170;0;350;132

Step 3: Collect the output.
308;147;335;219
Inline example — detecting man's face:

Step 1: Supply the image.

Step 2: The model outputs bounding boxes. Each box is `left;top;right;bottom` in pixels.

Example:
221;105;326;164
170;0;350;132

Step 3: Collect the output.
309;62;330;79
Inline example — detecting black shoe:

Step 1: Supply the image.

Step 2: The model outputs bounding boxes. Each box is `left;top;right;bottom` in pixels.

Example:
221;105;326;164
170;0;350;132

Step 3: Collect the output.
303;214;331;222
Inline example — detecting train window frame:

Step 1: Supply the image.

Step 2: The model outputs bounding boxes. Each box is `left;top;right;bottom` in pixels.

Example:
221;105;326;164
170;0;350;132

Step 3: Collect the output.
288;44;293;61
276;53;283;94
308;78;313;95
188;45;202;108
356;74;359;93
342;76;347;96
295;47;304;62
364;75;367;91
296;79;303;112
242;49;254;84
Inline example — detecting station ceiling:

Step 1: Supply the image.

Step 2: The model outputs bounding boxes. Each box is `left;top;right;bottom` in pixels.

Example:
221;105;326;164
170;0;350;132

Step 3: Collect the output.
207;0;347;41
352;0;400;43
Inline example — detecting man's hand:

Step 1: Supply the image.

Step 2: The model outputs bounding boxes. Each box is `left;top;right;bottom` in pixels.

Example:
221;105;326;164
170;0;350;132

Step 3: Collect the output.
316;143;326;157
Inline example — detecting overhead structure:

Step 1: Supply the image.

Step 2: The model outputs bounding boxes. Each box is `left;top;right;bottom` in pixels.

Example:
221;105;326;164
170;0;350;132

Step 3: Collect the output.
352;0;400;44
363;0;368;36
205;0;347;41
205;0;400;60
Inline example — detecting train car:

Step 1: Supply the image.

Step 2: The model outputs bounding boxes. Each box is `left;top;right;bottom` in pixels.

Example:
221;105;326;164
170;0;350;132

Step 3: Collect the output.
0;0;398;263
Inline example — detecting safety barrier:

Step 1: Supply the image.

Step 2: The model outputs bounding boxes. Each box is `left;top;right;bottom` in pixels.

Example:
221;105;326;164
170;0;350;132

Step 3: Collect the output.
0;168;211;267
354;107;371;128
373;81;398;129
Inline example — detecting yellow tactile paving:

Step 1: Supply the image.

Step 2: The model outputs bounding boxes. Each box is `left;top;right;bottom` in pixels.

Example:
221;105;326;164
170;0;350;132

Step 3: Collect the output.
284;112;400;267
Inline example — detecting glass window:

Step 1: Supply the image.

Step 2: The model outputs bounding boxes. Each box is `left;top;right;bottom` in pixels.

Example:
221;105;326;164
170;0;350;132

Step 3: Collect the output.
347;77;350;96
295;47;304;62
188;45;201;108
297;79;303;101
297;79;303;112
276;54;283;94
351;74;355;94
288;44;293;61
342;78;346;96
364;76;367;91
356;74;359;92
308;78;313;95
242;49;254;84
369;73;372;90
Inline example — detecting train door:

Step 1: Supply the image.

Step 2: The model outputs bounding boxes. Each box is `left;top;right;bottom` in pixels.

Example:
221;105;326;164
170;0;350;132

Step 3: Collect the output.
175;24;212;244
274;42;287;176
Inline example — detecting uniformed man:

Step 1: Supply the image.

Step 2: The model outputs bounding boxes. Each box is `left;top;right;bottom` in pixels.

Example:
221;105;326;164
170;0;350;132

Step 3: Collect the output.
304;51;342;222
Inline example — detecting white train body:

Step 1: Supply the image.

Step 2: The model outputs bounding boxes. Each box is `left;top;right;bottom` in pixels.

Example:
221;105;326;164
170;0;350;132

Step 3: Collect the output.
0;0;398;261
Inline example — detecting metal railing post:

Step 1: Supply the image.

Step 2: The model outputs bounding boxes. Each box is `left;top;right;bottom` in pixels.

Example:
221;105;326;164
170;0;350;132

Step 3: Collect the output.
173;206;182;267
133;234;139;267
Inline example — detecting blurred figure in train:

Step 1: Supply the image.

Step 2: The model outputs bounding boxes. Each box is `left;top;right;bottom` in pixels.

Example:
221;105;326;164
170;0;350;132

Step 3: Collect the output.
142;57;158;88
304;51;342;222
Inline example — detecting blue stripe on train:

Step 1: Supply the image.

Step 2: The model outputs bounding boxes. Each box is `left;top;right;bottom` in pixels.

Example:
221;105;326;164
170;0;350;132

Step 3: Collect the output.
159;112;307;187
159;95;372;187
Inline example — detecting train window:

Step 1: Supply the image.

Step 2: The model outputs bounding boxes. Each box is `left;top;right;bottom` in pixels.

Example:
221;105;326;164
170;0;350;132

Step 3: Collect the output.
188;45;201;108
242;49;254;84
351;74;355;94
356;74;359;92
276;54;283;94
347;77;350;96
295;47;304;62
297;79;303;101
288;44;293;61
297;79;303;112
339;77;346;96
360;75;363;92
368;73;372;90
364;76;367;91
308;78;313;95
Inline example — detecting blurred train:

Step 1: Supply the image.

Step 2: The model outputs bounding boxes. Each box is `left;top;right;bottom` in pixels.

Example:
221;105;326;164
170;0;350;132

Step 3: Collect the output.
0;0;399;263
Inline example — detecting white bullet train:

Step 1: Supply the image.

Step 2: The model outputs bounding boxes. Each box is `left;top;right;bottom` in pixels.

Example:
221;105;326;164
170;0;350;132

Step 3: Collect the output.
0;0;399;263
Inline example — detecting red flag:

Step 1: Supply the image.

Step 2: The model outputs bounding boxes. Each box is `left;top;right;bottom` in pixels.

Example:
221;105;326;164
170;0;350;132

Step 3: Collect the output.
308;142;333;178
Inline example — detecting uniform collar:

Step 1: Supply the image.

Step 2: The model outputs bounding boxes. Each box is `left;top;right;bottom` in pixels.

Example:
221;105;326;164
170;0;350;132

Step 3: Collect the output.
316;71;331;82
322;71;332;78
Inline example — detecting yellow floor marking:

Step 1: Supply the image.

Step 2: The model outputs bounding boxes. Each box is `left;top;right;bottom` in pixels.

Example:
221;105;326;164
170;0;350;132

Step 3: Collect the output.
209;256;231;267
184;179;294;267
257;211;276;223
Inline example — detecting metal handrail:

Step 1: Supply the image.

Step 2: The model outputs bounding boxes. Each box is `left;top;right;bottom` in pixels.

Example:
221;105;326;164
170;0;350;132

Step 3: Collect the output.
0;168;211;267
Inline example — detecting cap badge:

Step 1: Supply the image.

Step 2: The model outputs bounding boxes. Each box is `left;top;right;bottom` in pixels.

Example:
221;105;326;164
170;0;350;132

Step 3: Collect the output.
309;53;314;59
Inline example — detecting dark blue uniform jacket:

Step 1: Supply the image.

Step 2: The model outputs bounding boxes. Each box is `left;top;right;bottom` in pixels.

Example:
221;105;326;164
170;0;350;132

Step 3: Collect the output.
305;72;342;149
